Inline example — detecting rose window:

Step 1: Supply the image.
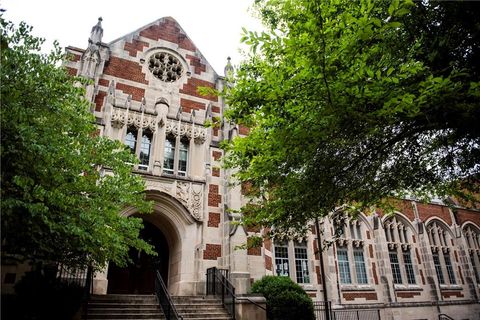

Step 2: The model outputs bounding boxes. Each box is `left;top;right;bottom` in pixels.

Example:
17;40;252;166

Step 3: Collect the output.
148;52;183;82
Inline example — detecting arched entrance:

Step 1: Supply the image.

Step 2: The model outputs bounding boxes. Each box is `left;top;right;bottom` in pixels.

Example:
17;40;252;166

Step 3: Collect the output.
107;219;169;294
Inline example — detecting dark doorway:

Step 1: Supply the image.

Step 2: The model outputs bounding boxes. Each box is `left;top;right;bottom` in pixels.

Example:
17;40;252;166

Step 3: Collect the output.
107;219;169;294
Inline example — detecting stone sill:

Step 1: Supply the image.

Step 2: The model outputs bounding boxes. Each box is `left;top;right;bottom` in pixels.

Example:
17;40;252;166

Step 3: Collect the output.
340;285;375;292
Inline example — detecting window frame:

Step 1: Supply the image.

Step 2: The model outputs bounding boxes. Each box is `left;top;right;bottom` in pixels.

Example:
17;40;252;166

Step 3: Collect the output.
162;134;190;177
273;240;312;285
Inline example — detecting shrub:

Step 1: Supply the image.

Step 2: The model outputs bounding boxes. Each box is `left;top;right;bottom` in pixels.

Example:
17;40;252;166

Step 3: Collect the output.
251;276;315;320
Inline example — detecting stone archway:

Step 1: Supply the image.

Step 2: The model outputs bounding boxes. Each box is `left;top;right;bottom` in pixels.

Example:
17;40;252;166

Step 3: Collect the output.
107;219;169;294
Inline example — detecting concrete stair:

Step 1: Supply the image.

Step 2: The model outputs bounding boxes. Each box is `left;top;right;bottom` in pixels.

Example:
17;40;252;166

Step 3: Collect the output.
83;294;232;320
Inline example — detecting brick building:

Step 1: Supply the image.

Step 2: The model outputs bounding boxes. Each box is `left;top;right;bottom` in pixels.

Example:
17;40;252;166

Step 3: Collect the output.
5;17;480;320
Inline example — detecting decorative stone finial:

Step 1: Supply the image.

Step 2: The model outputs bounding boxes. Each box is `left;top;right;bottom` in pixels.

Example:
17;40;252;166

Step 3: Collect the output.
89;17;104;45
224;56;234;77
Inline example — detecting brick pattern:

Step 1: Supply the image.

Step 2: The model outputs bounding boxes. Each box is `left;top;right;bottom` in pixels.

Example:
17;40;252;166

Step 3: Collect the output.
366;230;371;239
441;290;464;298
264;238;272;251
239;125;250;135
66;67;77;76
203;244;221;260
180;78;218;102
416;203;452;225
458;265;464;284
456;208;480;226
116;82;145;102
70;53;81;62
208;184;221;207
213;127;219;136
212;151;222;161
94;91;107;112
186;54;206;75
247;245;261;256
419;269;425;285
313;240;320;260
316;266;322;284
98;78;110;87
372;262;378;285
342;291;378;301
396;291;421;298
265;255;272;271
103;56;148;85
368;244;374;258
124;39;149;57
140;18;196;51
415;248;422;264
212;167;220;177
207;212;220;228
180;98;205;113
212;105;221;113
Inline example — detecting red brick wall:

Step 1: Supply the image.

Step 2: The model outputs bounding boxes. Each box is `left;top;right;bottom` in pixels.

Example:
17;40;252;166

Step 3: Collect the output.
180;98;205;113
316;266;322;284
94;91;107;111
103;56;148;85
372;262;378;284
265;255;272;271
396;291;421;298
186;54;206;75
124;39;149;57
203;244;221;260
342;291;378;301
98;78;110;87
212;168;220;177
208;184;221;207
416;203;452;225
441;290;464;298
212;151;222;161
207;212;220;228
180;78;218;102
456;208;480;226
239;125;250;136
116;83;145;101
139;18;196;51
66;67;77;76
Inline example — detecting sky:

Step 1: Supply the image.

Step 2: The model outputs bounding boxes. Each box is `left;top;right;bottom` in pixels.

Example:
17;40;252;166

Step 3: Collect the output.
1;0;264;75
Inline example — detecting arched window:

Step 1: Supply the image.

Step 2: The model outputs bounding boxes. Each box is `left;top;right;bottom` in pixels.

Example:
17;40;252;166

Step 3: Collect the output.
426;220;457;286
335;218;369;285
163;135;189;176
124;127;153;171
463;224;480;284
384;215;417;285
125;127;137;153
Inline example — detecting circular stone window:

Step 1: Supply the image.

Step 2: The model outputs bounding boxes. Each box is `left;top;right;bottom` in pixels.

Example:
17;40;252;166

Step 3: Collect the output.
148;52;184;82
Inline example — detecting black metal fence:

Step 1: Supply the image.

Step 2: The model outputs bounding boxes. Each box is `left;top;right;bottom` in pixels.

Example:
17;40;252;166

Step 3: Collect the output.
314;302;380;320
155;270;183;320
206;267;236;320
56;264;94;319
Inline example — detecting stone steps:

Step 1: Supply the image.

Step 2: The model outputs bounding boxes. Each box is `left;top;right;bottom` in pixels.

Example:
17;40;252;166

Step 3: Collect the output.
83;294;232;320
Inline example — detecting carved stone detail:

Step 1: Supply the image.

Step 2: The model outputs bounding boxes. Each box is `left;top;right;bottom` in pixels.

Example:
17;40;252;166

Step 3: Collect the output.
176;182;203;221
165;119;207;144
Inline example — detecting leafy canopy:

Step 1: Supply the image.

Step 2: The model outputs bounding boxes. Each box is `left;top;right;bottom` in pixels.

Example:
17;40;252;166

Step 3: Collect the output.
223;0;480;236
1;17;154;269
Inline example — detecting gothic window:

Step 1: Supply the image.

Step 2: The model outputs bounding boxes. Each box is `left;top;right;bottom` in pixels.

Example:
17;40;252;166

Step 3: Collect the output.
426;220;457;286
463;224;480;284
163;134;190;176
138;131;152;171
274;241;311;284
334;218;370;286
148;52;184;82
384;215;417;286
124;127;152;171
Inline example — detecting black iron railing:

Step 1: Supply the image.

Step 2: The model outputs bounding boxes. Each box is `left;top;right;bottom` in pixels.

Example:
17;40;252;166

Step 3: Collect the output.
439;314;454;320
57;264;94;319
155;270;183;320
206;267;236;320
313;302;380;320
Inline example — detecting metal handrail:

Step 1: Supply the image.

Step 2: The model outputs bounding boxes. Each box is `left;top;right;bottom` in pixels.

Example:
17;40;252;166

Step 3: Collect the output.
439;314;454;320
155;270;183;320
206;267;236;320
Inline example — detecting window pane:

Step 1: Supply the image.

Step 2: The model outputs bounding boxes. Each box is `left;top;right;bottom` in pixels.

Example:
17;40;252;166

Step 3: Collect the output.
389;251;402;284
178;139;188;176
337;248;351;284
433;252;445;284
444;253;456;285
471;252;480;284
163;137;175;174
295;244;310;284
274;245;289;277
354;249;368;284
403;251;416;284
138;132;152;170
125;128;137;153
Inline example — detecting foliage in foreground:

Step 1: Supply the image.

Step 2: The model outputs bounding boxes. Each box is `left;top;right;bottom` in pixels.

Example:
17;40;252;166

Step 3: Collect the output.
251;276;315;320
1;17;154;269
223;0;480;236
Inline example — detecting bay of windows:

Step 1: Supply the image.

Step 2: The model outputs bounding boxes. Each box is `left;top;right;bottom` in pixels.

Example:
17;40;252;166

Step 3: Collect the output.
273;241;311;284
427;221;457;286
163;135;189;176
125;127;152;171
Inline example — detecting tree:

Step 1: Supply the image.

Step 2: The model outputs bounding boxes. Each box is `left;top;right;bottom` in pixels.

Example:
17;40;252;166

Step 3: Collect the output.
1;17;154;269
223;0;480;235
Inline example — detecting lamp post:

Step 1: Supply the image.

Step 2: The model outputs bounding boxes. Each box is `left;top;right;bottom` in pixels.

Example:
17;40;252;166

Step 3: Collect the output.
315;217;330;320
